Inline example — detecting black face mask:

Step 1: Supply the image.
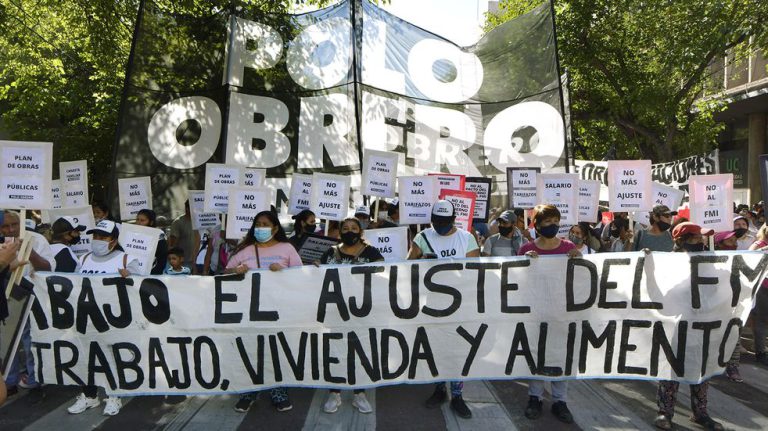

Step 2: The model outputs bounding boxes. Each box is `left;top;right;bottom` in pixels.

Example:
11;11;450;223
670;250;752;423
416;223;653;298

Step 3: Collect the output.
734;228;748;238
682;242;705;252
68;234;81;246
656;221;671;232
537;224;559;239
340;231;360;246
303;224;317;234
498;226;514;237
610;229;621;238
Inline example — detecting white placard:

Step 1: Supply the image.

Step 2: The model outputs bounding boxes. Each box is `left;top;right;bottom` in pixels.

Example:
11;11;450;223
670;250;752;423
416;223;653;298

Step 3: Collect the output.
118;177;153;221
429;174;464;192
536;174;579;225
362;149;398;198
204;164;244;213
242;168;266;188
636;183;688;226
51;180;62;209
118;223;161;276
226;187;270;240
59;160;89;207
41;206;95;257
288;174;313;215
364;227;409;262
465;178;491;221
689;174;734;233
578;180;601;223
0;140;53;209
607;160;653;212
310;173;351;221
507;168;539;208
398;175;437;225
188;190;220;231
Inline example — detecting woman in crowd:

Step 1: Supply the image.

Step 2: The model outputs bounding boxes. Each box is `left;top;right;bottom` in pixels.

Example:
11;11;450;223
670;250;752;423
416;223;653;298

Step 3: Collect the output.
289;209;317;251
654;222;722;431
135;208;168;275
749;223;768;366
67;220;141;417
568;223;596;255
225;210;302;414
91;199;116;223
318;217;383;414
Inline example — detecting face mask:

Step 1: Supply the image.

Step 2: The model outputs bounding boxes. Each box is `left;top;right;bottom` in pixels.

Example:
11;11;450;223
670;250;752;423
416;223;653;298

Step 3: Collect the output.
568;234;583;245
91;239;112;256
656;221;671;232
498;226;514;237
537;224;559;239
303;224;316;234
340;231;360;246
68;234;81;246
359;221;369;230
253;227;274;243
682;242;705;252
610;229;621;238
433;223;453;235
734;228;748;238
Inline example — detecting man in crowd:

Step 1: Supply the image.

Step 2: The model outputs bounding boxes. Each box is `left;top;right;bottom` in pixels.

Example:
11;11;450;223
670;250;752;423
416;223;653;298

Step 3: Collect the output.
169;200;197;273
733;215;755;250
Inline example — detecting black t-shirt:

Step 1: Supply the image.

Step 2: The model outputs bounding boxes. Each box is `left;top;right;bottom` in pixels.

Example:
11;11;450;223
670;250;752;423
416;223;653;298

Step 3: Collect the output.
53;245;79;273
320;244;384;265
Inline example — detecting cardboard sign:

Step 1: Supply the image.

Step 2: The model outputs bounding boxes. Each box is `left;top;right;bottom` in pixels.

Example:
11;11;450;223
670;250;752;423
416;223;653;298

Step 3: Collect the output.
465;177;491;222
242;168;266;188
0;140;53;209
41;206;96;257
188;190;220;231
635;183;687;226
364;227;409;262
689;174;734;232
226;187;270;240
398;175;437;225
507;167;540;209
296;234;339;265
578;180;601;223
118;177;153;221
439;189;476;232
59;160;89;207
288;173;313;215
118;223;161;276
607;160;652;212
310;173;351;221
51;180;62;209
362;149;398;198
204;163;243;213
428;173;465;192
536;174;579;225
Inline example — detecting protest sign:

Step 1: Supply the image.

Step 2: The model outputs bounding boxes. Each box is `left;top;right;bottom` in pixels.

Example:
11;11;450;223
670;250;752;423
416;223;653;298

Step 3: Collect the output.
364;227;409;262
310;173;351;221
429;174;465;193
41;206;96;257
398;176;437;225
0;140;53;209
59;160;89;207
578;180;601;223
51;180;62;209
362;150;398;198
689;174;734;233
607;160;652;212
119;223;161;276
439;189;476;232
188;190;220;231
465;177;491;222
204;164;243;213
636;182;688;226
288;174;313;215
242;168;266;188
537;174;579;225
30;252;768;395
118;177;153;221
507;167;539;209
295;234;340;265
226;187;270;240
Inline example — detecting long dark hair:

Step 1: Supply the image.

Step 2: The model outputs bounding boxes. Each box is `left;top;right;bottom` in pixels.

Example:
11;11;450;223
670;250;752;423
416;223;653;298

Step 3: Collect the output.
137;208;157;227
234;210;288;254
340;217;370;246
292;209;315;237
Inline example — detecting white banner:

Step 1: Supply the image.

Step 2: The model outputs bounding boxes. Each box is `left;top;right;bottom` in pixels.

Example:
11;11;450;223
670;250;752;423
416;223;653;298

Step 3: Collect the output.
204;164;243;213
310;173;351;221
398;176;438;225
364;227;409;262
118;177;153;221
188;190;220;231
607;160;652;212
362;149;398;198
119;223;161;276
578;180;601;223
59;160;89;208
689;174;734;233
288;173;313;215
0;140;53;209
242;168;266;188
42;206;95;257
226;187;270;240
536;174;579;225
30;252;768;395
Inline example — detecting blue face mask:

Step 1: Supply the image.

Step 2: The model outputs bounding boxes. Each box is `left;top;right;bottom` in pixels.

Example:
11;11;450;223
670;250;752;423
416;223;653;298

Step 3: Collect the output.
253;227;274;243
433;223;453;235
537;224;560;239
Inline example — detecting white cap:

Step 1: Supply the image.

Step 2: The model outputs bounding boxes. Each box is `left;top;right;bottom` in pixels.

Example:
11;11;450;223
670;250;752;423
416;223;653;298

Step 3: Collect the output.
86;219;119;237
354;205;370;217
431;200;455;217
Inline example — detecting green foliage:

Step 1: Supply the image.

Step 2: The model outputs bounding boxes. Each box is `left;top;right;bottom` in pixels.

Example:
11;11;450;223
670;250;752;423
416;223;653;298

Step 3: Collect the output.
486;0;768;162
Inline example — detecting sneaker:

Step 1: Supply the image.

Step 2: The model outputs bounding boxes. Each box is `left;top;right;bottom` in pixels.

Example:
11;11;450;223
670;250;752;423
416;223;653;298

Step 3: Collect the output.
551;401;574;424
352;392;373;414
756;352;768;366
725;364;744;383
691;415;724;431
102;397;122;416
28;386;46;405
323;392;342;414
450;395;472;419
654;414;673;430
425;386;447;409
233;395;252;413
524;396;543;420
274;399;293;412
67;393;100;414
18;374;36;389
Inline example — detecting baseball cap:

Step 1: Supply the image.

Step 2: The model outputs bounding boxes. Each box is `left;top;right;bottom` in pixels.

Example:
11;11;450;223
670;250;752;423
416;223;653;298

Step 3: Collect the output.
714;231;736;244
651;204;677;217
86;220;119;237
671;222;714;240
52;216;87;235
354;205;370;217
431;200;455;218
497;210;517;223
733;215;748;223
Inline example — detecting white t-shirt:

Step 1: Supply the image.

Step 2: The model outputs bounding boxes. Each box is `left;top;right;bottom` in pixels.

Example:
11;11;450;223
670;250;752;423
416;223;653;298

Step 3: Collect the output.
79;250;141;275
413;228;479;259
22;231;55;275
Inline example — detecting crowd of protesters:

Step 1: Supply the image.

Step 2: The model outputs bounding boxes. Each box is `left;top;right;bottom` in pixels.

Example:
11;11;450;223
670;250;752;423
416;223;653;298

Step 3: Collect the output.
0;196;766;431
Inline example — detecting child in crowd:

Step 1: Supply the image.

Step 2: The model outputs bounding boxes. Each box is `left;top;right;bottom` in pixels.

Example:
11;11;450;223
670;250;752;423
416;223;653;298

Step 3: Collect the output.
165;247;191;275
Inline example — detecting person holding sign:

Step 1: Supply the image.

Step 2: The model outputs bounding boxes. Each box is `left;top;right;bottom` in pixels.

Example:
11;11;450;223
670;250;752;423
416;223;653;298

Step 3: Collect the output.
518;204;580;424
225;210;301;414
49;216;86;272
318;217;384;414
633;205;676;252
289;209;317;251
135;209;168;275
407;200;479;419
654;222;722;431
68;220;140;416
482;210;524;256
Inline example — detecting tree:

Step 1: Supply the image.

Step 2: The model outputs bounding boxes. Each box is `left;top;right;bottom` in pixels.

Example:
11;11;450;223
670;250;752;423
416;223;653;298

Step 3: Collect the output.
486;0;768;162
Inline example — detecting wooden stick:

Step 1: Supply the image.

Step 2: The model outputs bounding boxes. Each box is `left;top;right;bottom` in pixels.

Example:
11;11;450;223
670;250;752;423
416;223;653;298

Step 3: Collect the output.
708;235;715;252
628;213;635;244
5;209;29;299
373;198;380;223
324;219;330;236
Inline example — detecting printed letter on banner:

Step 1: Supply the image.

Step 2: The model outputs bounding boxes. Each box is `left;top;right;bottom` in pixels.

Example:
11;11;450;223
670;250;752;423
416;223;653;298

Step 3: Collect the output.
689;174;733;232
310;173;351;221
398;175;437;225
607;160;652;212
118;177;153;221
536;174;579;225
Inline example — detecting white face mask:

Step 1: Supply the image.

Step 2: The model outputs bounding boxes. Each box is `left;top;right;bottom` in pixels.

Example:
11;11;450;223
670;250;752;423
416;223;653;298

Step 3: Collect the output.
91;239;112;256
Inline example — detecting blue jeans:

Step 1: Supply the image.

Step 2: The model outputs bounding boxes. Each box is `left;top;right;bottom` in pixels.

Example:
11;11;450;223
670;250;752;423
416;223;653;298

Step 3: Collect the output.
5;318;37;387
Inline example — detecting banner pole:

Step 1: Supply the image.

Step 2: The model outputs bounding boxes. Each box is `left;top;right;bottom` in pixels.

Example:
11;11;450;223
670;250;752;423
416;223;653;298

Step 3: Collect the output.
549;0;570;172
6;209;29;298
373;198;380;223
709;235;715;251
628;213;635;244
325;220;330;236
